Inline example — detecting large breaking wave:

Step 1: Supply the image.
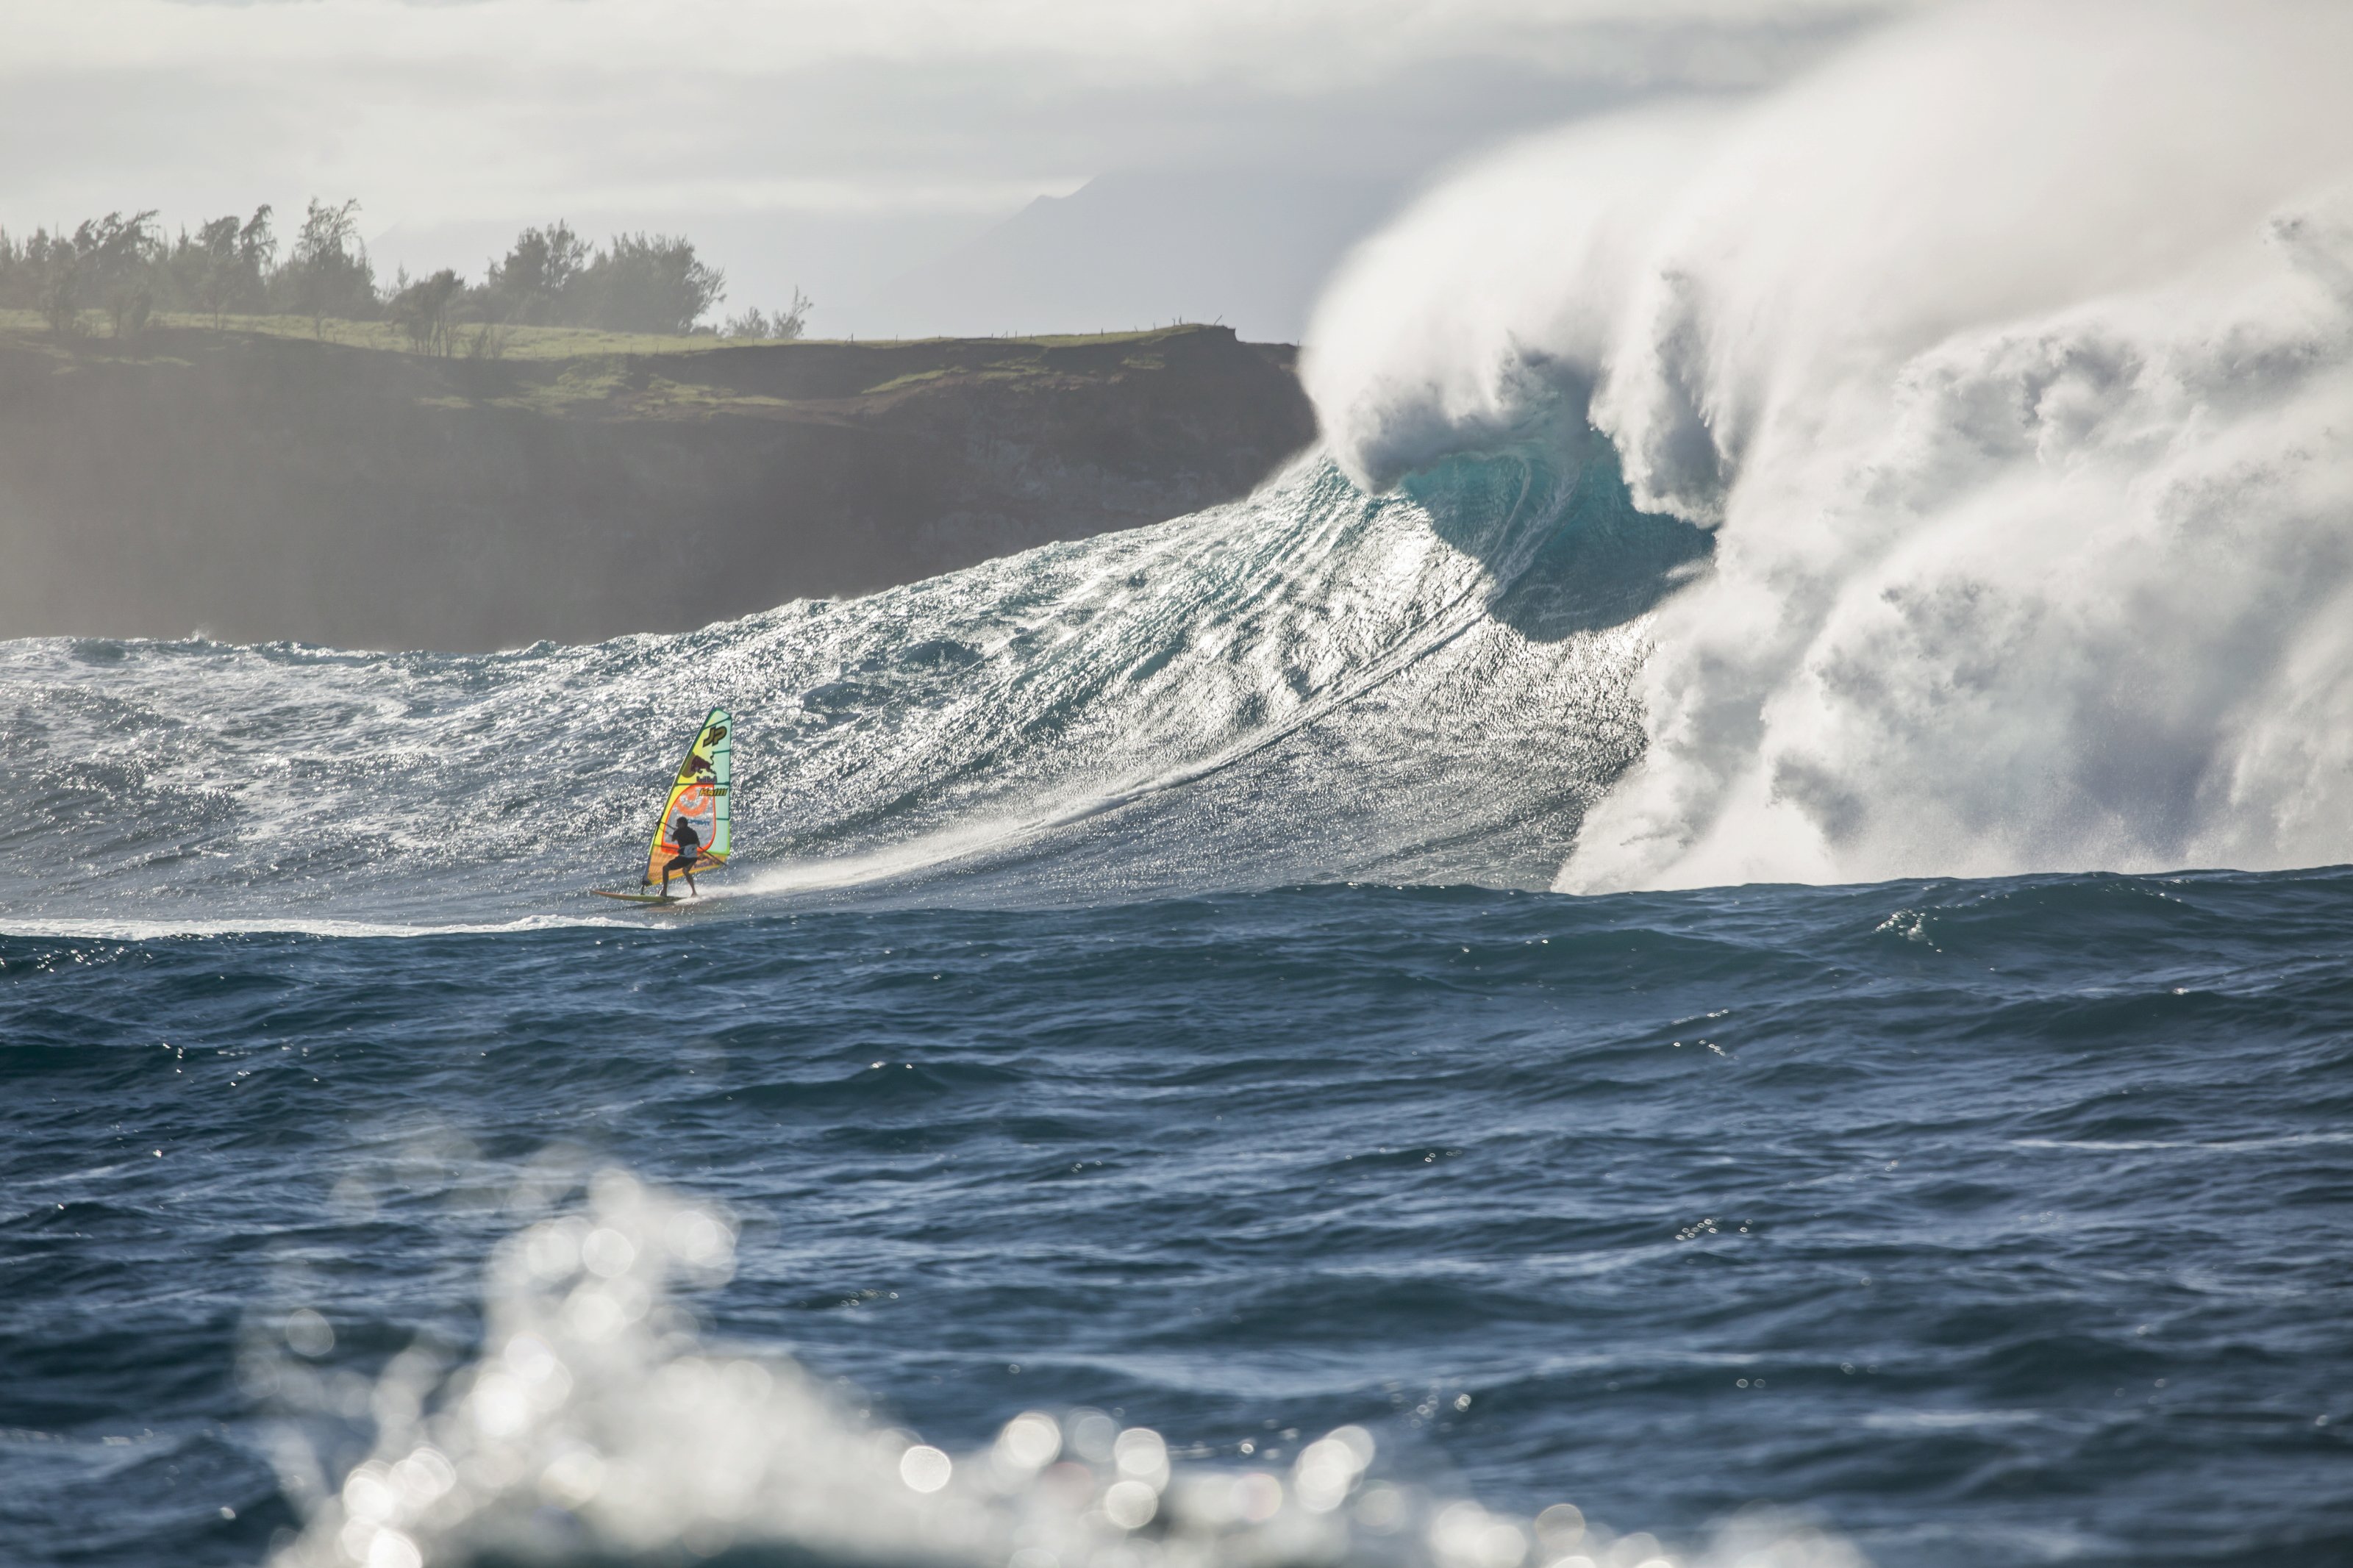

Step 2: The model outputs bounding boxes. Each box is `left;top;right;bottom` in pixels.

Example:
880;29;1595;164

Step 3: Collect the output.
1307;0;2353;892
6;1;2352;928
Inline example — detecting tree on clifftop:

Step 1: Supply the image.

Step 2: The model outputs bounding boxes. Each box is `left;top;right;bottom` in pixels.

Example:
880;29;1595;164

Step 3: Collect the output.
388;268;466;356
43;211;164;342
721;287;814;341
278;198;375;336
1;228;92;337
574;232;724;334
4;200;746;342
484;221;588;325
173;206;275;328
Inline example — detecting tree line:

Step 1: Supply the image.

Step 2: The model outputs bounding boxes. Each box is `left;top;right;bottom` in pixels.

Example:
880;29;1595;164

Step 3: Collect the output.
0;201;813;352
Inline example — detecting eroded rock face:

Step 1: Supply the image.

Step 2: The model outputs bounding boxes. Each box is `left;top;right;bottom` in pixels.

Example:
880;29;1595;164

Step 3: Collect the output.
0;325;1313;650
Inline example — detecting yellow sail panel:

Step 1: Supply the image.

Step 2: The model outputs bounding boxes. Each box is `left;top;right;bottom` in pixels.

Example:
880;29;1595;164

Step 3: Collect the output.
642;708;732;884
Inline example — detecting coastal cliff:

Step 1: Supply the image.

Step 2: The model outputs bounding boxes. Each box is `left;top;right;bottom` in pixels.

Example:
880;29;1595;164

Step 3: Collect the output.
0;321;1313;650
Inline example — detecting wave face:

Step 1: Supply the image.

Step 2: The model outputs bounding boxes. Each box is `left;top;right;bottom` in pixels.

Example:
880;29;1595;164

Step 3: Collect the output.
1306;0;2353;892
0;448;1704;928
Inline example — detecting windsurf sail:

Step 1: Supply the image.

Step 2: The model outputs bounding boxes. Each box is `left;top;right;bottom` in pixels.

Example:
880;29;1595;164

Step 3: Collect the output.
642;708;732;886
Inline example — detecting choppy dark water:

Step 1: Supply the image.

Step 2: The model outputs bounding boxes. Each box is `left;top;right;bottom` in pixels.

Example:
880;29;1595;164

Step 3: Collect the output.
9;871;2352;1568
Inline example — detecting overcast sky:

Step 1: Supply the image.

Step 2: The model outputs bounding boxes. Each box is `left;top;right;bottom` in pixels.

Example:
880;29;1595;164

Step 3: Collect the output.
0;0;1912;337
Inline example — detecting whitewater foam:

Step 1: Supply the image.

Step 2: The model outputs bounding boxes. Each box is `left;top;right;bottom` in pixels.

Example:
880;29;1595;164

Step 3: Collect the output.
1304;0;2353;891
0;914;636;941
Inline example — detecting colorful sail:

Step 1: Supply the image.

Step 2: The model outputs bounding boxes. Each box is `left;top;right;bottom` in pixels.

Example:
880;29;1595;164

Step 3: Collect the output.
642;707;732;885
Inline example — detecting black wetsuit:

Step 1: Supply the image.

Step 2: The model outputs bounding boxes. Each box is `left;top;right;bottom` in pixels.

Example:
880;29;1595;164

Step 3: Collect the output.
663;817;703;892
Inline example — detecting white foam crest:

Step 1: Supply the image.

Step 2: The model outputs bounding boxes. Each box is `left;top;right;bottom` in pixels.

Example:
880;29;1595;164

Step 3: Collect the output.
1304;0;2353;890
1304;105;1732;491
736;816;1046;897
259;1170;1868;1568
0;914;634;941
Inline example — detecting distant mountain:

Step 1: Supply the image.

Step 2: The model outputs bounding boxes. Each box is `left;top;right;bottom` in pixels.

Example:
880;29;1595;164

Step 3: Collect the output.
854;169;1412;343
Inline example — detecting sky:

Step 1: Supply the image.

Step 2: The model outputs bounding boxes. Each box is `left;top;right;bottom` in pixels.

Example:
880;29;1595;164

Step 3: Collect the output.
0;0;1915;339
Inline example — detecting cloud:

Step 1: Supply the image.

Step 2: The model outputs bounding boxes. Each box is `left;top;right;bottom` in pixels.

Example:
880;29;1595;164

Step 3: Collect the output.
1;0;1900;219
0;0;1907;333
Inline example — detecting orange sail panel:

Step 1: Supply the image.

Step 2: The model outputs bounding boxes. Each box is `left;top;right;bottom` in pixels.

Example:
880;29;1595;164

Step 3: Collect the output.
643;708;732;885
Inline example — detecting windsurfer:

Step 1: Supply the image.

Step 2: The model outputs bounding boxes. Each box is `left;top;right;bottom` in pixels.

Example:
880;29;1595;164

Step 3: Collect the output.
660;814;703;895
593;708;731;906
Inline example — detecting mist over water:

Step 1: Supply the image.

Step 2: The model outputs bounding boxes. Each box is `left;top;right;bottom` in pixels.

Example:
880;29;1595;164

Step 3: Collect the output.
1307;0;2353;892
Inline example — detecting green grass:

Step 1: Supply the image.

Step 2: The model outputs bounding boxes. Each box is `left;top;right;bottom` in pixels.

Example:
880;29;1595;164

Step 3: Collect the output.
0;308;1219;364
0;309;1226;425
0;308;758;359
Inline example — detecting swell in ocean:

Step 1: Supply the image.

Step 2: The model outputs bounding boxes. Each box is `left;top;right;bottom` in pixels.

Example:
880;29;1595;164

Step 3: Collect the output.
0;440;1702;931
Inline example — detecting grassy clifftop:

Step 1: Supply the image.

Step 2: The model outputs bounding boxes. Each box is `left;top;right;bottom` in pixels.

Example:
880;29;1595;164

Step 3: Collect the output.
0;318;1313;650
0;309;1293;412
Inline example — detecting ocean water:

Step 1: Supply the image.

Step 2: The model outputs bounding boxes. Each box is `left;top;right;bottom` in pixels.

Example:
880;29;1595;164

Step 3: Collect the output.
12;15;2353;1545
5;436;2353;1568
7;875;2353;1568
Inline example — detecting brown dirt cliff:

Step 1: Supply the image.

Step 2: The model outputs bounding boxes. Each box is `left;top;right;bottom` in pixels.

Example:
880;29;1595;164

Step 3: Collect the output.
0;323;1314;651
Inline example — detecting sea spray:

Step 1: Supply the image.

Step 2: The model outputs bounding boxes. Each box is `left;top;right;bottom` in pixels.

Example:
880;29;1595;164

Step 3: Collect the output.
257;1169;1863;1568
1304;0;2353;891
